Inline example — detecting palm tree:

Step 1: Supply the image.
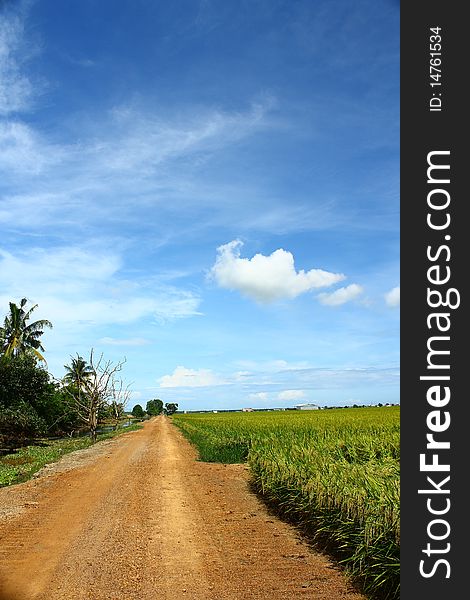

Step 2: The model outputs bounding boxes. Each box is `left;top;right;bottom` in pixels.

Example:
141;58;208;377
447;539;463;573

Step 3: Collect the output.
0;298;53;362
63;355;94;390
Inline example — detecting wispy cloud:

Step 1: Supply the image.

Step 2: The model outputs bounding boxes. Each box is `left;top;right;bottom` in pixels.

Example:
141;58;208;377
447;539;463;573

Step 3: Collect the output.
0;246;120;294
234;359;312;373
0;100;282;239
209;240;345;303
0;245;202;327
0;7;34;115
100;100;273;171
289;366;399;389
238;364;399;390
99;337;150;347
159;366;227;388
65;55;96;68
248;392;269;401
277;389;305;401
0;121;66;174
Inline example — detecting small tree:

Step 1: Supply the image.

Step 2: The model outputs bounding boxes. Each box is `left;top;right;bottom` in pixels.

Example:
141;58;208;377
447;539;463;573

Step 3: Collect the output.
164;402;178;415
132;404;145;418
62;350;128;442
146;398;163;416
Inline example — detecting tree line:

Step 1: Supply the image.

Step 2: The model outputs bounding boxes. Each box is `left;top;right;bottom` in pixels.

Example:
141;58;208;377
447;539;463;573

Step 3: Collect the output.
0;298;174;447
131;399;178;418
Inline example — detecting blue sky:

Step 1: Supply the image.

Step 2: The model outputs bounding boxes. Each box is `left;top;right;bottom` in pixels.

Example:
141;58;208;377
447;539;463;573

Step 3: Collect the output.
0;0;399;411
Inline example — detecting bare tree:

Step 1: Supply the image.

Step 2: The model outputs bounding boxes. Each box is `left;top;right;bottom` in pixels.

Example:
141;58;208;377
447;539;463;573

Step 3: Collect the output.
109;378;132;427
62;350;128;442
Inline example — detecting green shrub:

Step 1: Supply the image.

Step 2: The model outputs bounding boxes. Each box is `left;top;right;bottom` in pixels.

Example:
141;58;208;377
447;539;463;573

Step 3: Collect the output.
0;355;81;442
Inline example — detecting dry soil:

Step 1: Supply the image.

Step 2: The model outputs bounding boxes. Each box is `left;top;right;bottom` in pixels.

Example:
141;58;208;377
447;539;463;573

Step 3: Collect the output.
0;416;366;600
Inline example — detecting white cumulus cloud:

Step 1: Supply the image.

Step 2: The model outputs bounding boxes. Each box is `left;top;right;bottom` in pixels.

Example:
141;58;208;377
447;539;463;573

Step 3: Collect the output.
384;286;400;307
209;240;345;303
317;283;363;306
159;366;226;388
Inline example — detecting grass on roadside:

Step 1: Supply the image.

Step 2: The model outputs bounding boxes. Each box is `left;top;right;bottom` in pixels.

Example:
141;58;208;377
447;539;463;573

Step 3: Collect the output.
0;423;143;487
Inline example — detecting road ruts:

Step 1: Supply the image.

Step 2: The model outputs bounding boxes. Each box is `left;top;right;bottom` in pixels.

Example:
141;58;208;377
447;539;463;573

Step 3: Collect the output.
0;416;366;600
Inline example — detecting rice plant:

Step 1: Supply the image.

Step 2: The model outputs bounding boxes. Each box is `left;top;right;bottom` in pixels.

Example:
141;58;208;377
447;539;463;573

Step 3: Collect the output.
173;406;400;600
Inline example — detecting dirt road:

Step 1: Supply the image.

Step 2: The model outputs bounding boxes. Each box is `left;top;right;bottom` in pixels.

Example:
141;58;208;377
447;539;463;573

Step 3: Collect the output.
0;417;366;600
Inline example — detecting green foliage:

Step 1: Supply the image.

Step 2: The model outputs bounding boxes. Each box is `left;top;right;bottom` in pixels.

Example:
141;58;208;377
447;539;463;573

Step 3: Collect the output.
0;298;52;363
146;398;163;416
0;354;52;408
0;402;47;442
173;407;400;600
164;402;178;415
108;400;125;421
0;300;130;445
63;355;94;388
131;404;145;418
0;355;80;443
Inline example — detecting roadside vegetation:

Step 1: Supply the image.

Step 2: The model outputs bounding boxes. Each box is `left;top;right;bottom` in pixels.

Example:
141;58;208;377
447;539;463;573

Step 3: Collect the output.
0;423;144;487
173;407;400;600
0;298;164;482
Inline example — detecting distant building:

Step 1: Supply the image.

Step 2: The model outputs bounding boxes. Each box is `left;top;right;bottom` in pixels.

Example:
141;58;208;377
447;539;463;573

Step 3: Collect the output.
295;403;320;410
242;407;254;412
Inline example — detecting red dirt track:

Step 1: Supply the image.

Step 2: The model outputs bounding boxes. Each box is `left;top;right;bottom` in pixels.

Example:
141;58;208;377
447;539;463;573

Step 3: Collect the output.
0;416;366;599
